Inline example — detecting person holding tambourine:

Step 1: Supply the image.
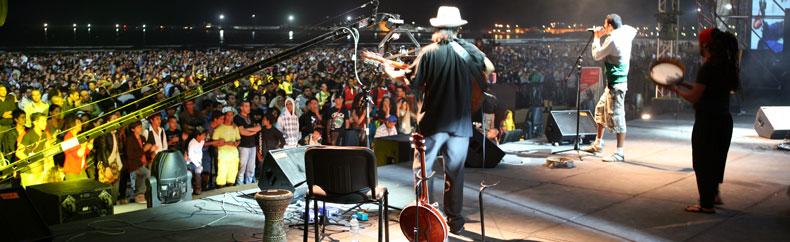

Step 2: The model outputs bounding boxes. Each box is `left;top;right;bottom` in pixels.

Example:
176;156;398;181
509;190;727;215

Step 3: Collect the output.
668;28;740;214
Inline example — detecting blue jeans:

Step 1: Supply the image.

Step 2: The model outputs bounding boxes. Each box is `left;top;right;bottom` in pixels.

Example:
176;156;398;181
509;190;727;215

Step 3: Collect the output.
415;132;469;230
237;147;257;184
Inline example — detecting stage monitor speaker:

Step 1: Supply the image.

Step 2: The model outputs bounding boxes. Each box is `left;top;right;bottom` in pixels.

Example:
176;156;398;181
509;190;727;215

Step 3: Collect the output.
754;106;790;139
26;179;114;225
373;135;413;166
466;130;504;168
0;184;52;241
258;146;308;198
545;110;597;144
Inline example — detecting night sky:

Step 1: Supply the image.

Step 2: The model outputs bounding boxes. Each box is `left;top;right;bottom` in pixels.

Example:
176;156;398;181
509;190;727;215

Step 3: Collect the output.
4;0;700;31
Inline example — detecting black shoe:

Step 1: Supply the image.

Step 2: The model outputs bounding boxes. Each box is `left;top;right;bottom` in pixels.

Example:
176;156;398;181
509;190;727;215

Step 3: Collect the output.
450;225;465;235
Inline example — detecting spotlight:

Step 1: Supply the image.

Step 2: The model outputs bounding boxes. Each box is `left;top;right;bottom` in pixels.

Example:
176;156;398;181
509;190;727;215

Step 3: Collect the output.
116;24;120;28
288;15;294;21
724;3;732;10
346;15;352;21
641;113;652;120
73;23;77;27
87;23;91;28
43;23;48;27
219;14;225;20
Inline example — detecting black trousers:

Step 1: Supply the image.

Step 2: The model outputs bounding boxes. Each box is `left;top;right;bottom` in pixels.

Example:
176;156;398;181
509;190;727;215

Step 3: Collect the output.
118;167;129;200
691;112;733;208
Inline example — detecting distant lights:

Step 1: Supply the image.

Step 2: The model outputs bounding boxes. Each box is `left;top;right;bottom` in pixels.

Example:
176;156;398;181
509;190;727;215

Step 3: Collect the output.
87;23;91;28
115;24;120;28
346;15;352;21
142;24;146;28
43;23;48;27
219;14;225;20
73;23;77;27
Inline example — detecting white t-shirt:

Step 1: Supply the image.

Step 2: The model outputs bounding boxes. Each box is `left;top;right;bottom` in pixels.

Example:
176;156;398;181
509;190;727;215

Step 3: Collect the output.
187;139;205;167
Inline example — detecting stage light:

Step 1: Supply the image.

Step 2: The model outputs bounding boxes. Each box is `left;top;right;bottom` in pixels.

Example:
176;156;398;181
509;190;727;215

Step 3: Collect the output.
288;30;293;40
251;14;256;18
43;23;48;27
641;113;652;120
288;15;295;22
115;24;119;28
724;3;732;10
72;23;77;27
697;8;702;12
219;14;225;20
346;15;352;21
142;24;146;28
87;23;91;28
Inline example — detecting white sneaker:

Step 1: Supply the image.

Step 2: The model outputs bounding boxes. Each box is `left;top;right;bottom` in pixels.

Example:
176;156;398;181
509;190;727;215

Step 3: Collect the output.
603;153;624;162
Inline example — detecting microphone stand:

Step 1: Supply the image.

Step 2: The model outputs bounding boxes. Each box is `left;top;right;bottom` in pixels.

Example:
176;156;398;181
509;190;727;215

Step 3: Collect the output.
552;30;597;159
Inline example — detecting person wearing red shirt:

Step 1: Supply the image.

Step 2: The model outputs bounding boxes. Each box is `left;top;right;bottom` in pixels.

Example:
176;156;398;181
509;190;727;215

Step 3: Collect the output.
63;115;93;180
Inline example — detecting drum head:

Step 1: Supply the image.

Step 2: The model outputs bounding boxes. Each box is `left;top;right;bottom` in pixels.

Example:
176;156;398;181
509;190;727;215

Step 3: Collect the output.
650;61;685;86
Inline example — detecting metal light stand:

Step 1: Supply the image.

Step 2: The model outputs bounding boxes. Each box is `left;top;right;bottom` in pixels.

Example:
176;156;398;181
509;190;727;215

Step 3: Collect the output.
552;31;598;161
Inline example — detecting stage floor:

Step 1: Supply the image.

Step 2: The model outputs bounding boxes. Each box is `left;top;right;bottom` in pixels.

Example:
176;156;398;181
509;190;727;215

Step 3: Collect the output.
51;113;790;242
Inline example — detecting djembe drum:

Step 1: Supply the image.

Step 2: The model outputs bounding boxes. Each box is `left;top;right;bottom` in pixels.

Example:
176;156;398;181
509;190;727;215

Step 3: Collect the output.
254;189;293;242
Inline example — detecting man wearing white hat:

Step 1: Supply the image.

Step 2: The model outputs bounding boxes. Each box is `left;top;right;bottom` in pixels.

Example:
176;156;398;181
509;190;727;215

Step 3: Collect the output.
385;6;495;234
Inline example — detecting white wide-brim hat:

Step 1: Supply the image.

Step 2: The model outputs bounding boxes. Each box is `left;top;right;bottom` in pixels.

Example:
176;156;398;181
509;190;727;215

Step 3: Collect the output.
430;6;468;28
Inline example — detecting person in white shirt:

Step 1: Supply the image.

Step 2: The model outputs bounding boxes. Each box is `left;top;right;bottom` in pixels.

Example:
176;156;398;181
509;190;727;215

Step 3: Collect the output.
186;127;207;195
583;13;637;162
374;115;399;138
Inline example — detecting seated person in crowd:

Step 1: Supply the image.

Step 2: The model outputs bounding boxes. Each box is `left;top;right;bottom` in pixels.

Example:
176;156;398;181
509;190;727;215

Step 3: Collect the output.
374;115;398;138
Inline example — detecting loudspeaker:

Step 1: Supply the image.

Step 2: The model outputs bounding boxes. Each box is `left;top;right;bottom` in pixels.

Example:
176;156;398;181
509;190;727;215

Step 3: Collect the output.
754;106;790;139
0;184;52;241
373;135;413;165
545;110;597;144
466;130;504;168
26;179;114;225
258;146;308;198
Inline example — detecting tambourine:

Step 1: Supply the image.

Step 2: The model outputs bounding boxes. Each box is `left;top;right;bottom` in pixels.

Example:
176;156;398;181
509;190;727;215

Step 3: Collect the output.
649;58;685;86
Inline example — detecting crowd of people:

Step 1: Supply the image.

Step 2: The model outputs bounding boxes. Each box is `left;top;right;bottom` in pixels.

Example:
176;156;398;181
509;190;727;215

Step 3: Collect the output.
0;38;696;204
0;47;424;204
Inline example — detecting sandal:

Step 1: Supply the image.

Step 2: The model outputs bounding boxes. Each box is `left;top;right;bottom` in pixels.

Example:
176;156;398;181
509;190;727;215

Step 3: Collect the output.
685;204;715;214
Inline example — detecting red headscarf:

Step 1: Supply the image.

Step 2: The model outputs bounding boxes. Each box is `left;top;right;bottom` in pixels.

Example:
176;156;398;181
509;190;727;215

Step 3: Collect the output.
698;28;715;47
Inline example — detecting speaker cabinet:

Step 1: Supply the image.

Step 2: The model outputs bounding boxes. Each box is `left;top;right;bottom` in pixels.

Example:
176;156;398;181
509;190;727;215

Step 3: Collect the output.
26;179;114;225
258;146;308;197
0;184;52;241
754;106;790;139
466;130;504;168
545;110;597;144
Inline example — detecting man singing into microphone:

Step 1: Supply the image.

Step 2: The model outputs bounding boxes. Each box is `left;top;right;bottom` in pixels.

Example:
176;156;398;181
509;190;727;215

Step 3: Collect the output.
583;14;637;162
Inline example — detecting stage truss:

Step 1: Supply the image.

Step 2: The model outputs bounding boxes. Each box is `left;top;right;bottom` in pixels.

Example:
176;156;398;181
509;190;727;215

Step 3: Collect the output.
655;0;682;99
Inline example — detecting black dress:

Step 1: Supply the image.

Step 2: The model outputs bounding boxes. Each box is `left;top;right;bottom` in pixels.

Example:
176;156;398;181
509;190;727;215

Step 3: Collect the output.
691;60;735;209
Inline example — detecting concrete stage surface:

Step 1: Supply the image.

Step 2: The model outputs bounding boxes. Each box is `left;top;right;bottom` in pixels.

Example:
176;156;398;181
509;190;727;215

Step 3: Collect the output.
51;113;790;242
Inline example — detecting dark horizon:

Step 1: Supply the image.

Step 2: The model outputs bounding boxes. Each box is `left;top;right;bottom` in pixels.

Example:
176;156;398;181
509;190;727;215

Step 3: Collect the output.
2;0;700;32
